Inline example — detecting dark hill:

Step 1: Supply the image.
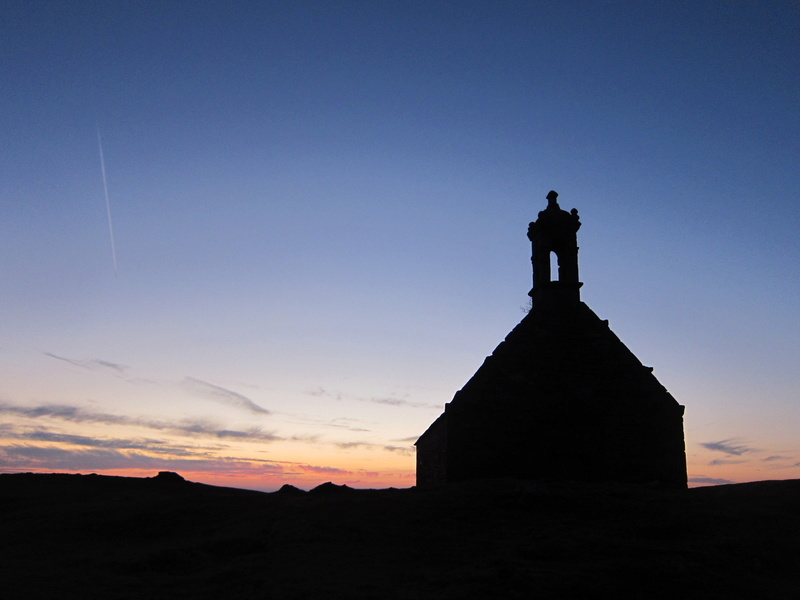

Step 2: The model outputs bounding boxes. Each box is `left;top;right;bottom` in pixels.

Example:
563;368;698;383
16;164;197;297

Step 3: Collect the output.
2;473;800;599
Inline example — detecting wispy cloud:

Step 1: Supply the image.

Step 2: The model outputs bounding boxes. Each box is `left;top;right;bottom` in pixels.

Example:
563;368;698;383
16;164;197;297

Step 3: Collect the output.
0;402;281;442
762;455;792;462
43;354;272;418
700;439;754;456
172;421;283;442
335;441;414;456
0;444;288;475
1;402;131;425
184;377;270;415
709;458;747;466
383;445;414;456
16;431;196;455
688;476;733;485
369;396;426;408
305;386;437;409
44;352;128;373
299;464;351;475
336;442;370;450
327;418;371;432
0;420;332;468
307;386;341;400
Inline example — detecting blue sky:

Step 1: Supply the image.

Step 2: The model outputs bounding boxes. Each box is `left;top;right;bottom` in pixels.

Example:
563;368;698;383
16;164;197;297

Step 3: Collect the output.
1;1;799;489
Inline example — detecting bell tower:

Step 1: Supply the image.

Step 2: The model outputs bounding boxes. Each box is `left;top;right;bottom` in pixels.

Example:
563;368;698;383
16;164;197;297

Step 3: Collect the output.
416;189;687;489
528;190;582;309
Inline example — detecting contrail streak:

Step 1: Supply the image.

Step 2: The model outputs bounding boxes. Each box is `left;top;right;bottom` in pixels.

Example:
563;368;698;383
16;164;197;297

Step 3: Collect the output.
96;125;118;277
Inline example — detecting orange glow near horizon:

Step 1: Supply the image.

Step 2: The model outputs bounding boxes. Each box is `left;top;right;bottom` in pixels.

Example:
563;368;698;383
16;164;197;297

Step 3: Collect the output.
4;465;416;492
8;451;800;491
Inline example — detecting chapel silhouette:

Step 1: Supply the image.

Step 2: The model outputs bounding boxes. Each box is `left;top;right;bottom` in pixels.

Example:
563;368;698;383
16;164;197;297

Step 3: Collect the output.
415;191;687;488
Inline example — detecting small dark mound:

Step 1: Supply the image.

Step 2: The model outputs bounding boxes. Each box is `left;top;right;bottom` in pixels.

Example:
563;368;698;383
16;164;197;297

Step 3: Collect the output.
308;481;353;495
151;471;186;484
275;484;305;495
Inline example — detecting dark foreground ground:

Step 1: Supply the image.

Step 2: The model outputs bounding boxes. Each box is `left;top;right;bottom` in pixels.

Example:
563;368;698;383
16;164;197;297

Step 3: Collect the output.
2;473;800;600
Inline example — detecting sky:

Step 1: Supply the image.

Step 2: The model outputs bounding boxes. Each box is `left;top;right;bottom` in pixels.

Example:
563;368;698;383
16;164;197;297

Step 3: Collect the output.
1;1;798;491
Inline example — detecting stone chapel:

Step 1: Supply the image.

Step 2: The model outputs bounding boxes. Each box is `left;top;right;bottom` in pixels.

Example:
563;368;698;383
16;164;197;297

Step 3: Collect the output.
415;191;687;488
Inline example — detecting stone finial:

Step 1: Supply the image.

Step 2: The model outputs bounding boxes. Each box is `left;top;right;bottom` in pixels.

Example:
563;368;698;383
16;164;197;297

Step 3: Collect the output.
546;190;559;209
